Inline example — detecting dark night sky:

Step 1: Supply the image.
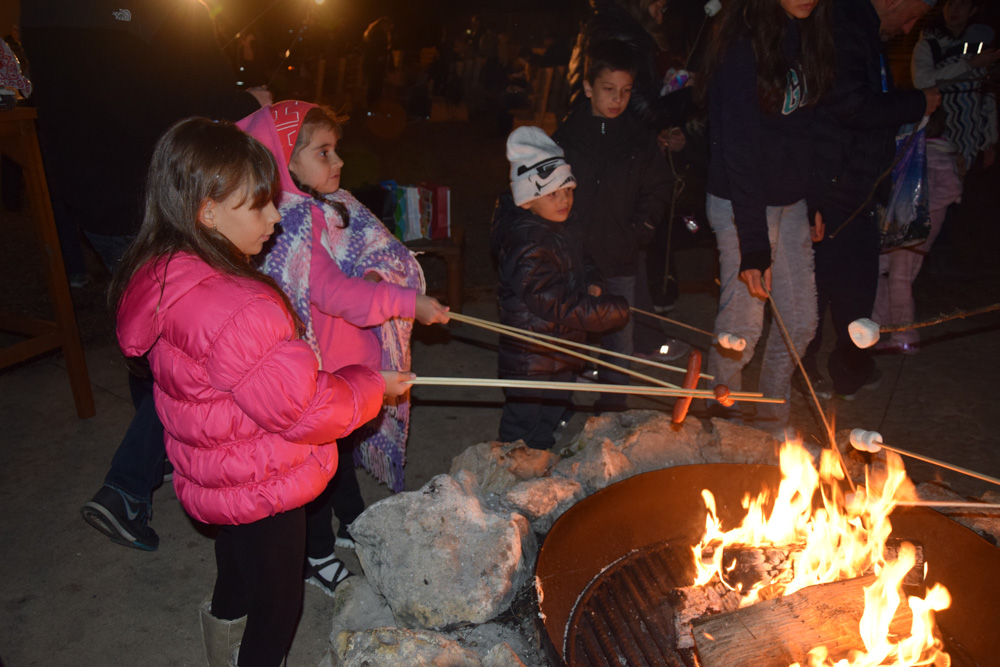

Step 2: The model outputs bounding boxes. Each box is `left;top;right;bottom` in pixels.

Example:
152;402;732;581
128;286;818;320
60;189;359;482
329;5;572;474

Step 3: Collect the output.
214;0;586;51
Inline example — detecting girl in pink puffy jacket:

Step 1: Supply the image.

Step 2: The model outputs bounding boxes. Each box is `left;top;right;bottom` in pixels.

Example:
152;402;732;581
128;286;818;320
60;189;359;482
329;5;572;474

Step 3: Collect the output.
238;102;450;597
111;117;413;667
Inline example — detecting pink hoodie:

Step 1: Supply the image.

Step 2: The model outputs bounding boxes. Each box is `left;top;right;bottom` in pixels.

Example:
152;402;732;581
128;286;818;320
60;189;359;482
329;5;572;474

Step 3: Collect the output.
237;105;416;373
116;253;385;525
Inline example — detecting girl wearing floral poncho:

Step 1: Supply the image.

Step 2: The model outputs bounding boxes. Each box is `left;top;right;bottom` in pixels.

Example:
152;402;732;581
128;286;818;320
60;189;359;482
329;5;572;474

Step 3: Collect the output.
238;101;450;596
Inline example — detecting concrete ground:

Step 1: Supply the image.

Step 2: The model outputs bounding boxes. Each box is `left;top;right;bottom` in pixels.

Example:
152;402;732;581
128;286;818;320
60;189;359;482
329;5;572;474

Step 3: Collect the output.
2;117;999;667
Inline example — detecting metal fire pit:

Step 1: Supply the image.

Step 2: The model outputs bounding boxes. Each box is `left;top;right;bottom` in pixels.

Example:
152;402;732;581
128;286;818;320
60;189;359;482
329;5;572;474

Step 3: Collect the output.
535;464;1000;666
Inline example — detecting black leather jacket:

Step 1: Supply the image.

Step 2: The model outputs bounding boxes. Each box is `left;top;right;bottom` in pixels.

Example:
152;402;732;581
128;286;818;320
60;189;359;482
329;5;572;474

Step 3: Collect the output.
490;194;629;378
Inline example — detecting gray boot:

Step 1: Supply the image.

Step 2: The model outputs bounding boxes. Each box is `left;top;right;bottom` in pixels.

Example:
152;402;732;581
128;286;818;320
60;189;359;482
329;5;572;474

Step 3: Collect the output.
199;599;246;667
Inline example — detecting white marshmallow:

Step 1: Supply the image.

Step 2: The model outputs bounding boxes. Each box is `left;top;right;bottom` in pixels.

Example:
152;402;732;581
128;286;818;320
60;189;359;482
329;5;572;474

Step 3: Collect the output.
849;428;883;453
849;318;882;349
717;332;747;351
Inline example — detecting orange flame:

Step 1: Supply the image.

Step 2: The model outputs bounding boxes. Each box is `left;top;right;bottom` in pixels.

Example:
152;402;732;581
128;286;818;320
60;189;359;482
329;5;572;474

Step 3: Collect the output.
691;439;951;665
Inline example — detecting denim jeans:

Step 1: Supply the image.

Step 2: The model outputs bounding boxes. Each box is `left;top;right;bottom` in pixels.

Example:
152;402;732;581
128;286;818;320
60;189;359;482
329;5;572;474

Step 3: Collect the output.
83;230;134;274
706;195;817;425
93;234;167;509
595;274;636;412
103;373;167;506
499;371;575;449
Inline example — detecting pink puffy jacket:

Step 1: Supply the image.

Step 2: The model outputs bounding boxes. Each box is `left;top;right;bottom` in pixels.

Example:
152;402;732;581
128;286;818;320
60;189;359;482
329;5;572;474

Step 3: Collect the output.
116;253;385;525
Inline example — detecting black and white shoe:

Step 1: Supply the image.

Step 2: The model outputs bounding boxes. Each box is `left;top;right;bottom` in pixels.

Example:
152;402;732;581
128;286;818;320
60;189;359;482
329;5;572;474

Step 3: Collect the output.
304;555;353;598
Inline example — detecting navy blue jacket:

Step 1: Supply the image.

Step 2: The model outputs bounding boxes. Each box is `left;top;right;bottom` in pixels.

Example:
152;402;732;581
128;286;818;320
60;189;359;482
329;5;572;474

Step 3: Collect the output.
705;21;814;274
553;105;671;278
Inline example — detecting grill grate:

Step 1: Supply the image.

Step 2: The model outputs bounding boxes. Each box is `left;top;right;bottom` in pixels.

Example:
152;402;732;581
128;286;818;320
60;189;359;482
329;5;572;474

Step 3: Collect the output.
567;542;694;667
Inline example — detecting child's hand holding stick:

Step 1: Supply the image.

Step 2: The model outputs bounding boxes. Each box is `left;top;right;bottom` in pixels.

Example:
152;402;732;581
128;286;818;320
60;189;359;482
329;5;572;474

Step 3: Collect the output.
381;371;417;397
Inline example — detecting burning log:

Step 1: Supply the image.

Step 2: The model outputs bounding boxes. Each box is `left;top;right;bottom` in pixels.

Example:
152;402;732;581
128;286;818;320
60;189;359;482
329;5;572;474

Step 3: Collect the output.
691;575;913;667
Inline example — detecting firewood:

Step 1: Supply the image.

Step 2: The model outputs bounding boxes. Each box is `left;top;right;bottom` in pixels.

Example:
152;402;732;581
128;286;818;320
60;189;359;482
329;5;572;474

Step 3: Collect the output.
691;575;913;667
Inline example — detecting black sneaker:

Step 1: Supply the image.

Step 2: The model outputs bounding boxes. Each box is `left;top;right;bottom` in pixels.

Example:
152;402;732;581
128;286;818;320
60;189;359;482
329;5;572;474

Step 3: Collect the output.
80;486;159;551
836;368;883;402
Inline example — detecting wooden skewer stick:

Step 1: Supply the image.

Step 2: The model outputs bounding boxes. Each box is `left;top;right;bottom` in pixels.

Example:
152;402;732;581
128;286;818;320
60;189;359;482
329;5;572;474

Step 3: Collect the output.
895;501;1000;510
448;311;725;386
407;377;785;403
879;302;1000;333
630;306;716;339
763;286;855;492
881;443;1000;489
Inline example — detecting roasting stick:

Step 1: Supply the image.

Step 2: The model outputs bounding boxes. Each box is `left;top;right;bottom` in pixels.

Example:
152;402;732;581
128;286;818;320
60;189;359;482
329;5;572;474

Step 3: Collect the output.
763;287;856;492
406;377;785;403
629;306;715;339
895;501;1000;510
448;311;720;386
849;302;1000;348
631;306;747;351
850;429;1000;489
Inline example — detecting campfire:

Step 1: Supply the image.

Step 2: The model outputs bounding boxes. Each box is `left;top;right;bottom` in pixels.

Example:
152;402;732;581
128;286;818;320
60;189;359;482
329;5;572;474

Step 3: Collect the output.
534;434;990;667
688;439;951;666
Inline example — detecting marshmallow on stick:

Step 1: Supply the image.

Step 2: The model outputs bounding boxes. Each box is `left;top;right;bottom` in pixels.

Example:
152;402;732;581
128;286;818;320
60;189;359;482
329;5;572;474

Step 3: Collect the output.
849;318;881;349
850;428;883;453
717;332;747;351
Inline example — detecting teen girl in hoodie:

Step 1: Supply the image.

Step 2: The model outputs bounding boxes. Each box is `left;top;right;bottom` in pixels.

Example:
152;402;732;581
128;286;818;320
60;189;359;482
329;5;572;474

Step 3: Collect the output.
699;0;832;428
238;101;450;597
112;117;411;666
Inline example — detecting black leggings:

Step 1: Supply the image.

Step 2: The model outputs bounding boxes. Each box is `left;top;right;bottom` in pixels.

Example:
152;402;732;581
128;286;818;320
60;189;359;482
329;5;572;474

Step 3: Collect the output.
212;508;306;667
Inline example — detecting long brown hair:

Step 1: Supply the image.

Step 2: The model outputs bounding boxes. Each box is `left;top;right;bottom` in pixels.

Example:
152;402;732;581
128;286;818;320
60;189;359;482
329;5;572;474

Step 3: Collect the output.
697;0;833;114
109;117;302;370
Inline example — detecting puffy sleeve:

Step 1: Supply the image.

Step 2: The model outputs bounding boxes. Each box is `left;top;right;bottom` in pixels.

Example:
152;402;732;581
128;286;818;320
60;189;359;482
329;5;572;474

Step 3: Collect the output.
204;295;385;444
505;234;629;333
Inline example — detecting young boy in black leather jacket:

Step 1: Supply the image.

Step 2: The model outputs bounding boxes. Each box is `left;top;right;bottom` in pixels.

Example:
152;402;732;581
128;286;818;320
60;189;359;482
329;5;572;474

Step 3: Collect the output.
490;126;630;449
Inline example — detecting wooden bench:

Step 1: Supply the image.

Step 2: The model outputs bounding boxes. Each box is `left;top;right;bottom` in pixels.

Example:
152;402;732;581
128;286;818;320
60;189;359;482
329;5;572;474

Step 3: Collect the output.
405;226;464;313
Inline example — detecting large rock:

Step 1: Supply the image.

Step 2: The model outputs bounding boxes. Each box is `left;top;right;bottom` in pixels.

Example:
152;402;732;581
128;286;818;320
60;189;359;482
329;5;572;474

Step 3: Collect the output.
327;575;396;645
334;627;482;666
482;642;529;667
505;476;583;535
702;418;781;466
351;474;535;629
450;441;561;496
563;410;665;455
618;413;711;472
551;437;633;493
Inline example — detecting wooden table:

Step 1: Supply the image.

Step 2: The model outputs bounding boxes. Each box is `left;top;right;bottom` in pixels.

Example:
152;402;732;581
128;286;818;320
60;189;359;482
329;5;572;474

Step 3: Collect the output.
0;107;95;418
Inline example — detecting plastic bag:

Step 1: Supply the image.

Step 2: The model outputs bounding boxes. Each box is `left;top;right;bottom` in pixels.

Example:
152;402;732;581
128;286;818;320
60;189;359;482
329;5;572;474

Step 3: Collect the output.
879;121;931;250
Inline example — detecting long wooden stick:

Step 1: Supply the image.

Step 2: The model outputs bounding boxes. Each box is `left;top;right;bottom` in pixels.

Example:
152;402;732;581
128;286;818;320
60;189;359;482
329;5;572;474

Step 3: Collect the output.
895;501;1000;510
630;306;716;339
879;302;1000;333
764;287;855;492
879;442;1000;489
448;311;721;385
407;376;785;403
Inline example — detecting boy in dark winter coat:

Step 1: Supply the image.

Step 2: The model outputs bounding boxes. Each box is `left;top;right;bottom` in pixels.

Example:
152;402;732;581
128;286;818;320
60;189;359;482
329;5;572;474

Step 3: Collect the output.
553;39;671;411
491;126;630;450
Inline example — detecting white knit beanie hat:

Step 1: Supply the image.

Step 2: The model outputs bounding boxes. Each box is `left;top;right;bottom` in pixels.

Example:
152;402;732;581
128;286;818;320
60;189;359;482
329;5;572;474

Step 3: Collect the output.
506;126;576;206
